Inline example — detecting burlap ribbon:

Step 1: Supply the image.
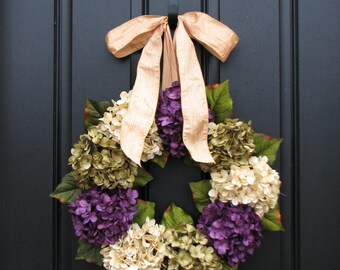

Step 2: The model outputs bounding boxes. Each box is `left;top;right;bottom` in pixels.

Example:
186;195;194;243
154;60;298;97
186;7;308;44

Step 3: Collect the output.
106;12;239;165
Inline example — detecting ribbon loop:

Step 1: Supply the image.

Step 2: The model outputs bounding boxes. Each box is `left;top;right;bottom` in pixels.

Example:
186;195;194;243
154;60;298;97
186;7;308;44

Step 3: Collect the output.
106;15;168;58
179;12;239;62
106;12;239;165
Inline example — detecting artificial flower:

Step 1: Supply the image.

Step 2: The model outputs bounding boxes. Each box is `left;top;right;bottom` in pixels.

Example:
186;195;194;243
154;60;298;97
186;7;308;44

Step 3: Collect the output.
101;218;166;270
68;134;92;185
163;224;223;270
156;81;214;158
200;118;255;173
156;81;187;158
68;128;138;190
99;90;163;162
197;201;262;267
209;156;281;217
69;188;138;246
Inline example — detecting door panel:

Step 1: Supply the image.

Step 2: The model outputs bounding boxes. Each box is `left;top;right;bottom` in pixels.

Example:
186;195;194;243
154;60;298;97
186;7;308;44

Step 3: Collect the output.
1;0;340;270
70;2;132;269
219;1;281;269
0;0;54;269
68;2;285;270
298;0;340;269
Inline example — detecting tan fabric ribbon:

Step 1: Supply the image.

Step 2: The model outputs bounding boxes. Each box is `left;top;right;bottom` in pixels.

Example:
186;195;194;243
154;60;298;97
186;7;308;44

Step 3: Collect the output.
106;12;239;165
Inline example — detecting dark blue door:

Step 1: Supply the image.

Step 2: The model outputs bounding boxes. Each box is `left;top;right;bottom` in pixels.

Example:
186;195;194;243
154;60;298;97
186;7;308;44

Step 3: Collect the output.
1;0;339;270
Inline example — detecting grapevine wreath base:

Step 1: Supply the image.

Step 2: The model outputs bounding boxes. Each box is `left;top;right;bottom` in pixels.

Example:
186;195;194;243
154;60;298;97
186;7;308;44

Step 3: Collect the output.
51;80;283;270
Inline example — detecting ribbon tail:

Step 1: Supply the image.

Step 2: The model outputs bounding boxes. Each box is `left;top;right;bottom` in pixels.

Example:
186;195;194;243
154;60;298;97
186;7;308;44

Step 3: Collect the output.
120;27;164;165
175;21;214;164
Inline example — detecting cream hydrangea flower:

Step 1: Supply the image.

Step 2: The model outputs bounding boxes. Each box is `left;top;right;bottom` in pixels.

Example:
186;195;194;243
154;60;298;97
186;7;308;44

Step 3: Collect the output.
209;156;281;217
101;218;166;270
99;91;163;162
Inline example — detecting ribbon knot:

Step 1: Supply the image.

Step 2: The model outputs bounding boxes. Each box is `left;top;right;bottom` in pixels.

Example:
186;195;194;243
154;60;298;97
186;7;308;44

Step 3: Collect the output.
106;12;239;165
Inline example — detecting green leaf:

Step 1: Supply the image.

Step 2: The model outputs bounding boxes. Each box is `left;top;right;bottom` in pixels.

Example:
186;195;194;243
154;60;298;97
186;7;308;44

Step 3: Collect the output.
254;133;283;165
206;80;233;123
262;204;284;231
189;180;212;212
150;151;170;168
223;263;238;270
133;167;154;188
133;200;156;226
84;98;113;130
161;203;194;230
75;240;103;266
50;173;81;204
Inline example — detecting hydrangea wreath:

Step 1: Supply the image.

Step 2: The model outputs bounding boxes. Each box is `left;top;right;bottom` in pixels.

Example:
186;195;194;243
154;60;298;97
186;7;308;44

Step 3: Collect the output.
51;80;283;270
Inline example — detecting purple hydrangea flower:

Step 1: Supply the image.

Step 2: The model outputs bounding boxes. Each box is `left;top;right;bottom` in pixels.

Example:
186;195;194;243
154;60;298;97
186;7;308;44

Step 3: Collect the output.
69;188;138;246
156;81;214;158
197;201;262;267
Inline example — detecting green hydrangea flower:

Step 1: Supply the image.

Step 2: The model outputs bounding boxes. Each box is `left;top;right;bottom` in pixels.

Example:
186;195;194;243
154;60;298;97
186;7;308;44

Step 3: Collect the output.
200;118;256;173
162;224;223;270
68;124;138;190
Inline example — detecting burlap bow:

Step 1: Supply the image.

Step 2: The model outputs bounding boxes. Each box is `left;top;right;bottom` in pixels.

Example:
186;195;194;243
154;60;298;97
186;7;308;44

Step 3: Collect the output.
106;12;239;165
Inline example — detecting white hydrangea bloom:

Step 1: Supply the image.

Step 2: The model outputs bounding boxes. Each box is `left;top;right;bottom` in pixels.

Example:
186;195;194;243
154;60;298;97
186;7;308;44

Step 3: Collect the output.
99;91;163;162
209;156;281;217
101;218;166;270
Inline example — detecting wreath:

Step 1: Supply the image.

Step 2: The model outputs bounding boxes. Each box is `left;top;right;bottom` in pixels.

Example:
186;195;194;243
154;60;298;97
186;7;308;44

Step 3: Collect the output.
51;80;283;270
51;12;283;270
